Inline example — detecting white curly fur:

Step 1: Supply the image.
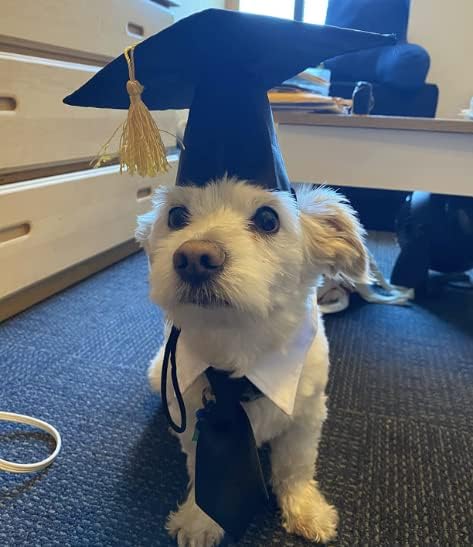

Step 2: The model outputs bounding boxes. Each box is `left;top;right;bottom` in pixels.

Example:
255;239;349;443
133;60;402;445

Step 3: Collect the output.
138;179;368;546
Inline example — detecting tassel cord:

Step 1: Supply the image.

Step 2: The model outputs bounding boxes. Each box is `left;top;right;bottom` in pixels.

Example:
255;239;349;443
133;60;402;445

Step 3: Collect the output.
93;43;171;177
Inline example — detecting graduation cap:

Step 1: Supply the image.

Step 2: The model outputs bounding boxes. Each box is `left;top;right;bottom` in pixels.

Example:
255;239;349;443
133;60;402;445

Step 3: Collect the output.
64;8;395;191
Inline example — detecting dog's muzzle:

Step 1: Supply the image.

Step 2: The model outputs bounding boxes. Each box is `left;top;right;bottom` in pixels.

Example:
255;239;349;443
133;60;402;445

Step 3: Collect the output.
173;239;226;285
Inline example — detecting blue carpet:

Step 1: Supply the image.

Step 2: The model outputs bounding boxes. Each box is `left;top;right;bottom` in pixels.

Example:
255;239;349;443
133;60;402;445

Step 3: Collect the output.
1;237;472;546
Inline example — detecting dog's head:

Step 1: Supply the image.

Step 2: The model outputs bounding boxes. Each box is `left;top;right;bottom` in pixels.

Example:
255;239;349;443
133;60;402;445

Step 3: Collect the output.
137;178;368;325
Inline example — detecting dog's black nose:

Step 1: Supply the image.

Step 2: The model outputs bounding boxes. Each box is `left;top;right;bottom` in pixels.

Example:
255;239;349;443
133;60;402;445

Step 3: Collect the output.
173;240;226;284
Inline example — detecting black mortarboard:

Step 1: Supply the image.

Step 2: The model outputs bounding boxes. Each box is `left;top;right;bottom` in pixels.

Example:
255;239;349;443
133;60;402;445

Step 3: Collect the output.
64;8;395;190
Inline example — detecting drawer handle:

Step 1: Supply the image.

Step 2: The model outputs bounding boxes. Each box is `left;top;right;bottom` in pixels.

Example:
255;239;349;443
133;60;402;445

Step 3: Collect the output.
150;0;180;7
127;22;145;37
0;97;17;111
137;187;152;200
0;222;31;244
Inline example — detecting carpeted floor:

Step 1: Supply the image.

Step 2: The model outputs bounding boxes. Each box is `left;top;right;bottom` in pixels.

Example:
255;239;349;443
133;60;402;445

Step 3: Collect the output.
1;233;472;546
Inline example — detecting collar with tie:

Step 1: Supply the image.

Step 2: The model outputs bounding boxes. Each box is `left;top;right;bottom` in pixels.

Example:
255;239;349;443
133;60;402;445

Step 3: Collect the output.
160;302;317;540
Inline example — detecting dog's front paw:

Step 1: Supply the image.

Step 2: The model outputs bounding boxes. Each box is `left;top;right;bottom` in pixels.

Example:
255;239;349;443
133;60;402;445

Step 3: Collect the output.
166;498;224;547
279;480;338;544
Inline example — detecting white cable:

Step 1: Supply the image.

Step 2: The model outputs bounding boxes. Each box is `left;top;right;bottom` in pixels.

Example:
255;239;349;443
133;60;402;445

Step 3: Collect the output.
0;411;62;473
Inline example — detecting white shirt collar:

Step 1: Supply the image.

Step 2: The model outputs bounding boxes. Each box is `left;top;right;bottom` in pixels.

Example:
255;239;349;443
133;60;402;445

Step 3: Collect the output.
172;302;317;416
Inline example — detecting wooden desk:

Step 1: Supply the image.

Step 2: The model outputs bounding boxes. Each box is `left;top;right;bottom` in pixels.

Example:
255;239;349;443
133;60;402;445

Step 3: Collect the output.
275;113;473;197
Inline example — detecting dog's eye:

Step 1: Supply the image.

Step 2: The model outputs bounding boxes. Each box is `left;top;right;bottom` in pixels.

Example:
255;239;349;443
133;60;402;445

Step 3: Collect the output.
252;207;280;234
168;207;189;230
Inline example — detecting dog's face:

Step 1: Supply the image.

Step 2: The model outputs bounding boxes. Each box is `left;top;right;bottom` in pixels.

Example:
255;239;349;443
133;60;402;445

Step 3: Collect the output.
137;178;368;324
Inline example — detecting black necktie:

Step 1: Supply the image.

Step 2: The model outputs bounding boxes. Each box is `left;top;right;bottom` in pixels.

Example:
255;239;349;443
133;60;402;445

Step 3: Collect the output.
161;329;268;542
195;367;268;541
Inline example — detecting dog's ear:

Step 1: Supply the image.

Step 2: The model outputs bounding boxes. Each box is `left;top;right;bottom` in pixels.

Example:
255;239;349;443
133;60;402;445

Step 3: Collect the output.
296;185;369;283
135;186;170;257
135;209;157;257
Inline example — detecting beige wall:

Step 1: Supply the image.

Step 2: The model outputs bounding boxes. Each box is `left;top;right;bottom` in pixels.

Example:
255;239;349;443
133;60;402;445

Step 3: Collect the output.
408;0;473;118
170;0;226;21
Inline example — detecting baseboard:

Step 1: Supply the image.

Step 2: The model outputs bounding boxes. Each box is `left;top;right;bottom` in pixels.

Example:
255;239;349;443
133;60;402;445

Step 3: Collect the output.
0;239;140;323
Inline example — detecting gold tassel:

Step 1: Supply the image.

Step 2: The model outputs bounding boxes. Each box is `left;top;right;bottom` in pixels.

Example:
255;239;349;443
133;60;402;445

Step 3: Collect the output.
94;44;170;177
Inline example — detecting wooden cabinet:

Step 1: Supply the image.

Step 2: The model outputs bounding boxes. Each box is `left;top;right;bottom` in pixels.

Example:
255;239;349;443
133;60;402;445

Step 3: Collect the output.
1;160;178;299
0;52;176;172
0;1;178;318
0;0;173;61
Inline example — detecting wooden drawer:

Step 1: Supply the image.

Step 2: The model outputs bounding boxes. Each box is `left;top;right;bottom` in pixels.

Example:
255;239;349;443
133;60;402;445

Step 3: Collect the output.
0;52;176;173
0;155;178;299
0;0;173;63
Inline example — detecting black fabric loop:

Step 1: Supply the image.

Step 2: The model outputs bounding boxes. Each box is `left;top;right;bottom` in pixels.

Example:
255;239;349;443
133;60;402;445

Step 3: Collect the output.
161;325;187;433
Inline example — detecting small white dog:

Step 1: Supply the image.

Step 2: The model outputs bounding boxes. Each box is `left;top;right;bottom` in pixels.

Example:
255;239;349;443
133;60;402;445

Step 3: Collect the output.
137;178;368;547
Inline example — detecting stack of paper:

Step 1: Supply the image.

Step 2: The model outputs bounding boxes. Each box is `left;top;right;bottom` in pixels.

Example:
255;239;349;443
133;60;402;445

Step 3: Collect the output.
269;90;351;113
269;68;350;113
273;67;331;96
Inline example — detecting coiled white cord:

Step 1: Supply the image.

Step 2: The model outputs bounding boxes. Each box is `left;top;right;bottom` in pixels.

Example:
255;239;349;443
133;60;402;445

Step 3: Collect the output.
0;412;62;473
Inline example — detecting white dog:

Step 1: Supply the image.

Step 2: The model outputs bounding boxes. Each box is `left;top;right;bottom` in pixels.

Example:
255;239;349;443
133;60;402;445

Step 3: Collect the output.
137;179;369;547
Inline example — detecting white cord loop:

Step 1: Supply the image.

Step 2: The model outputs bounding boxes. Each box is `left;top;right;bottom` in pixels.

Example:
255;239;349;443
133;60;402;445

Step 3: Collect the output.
0;412;62;473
